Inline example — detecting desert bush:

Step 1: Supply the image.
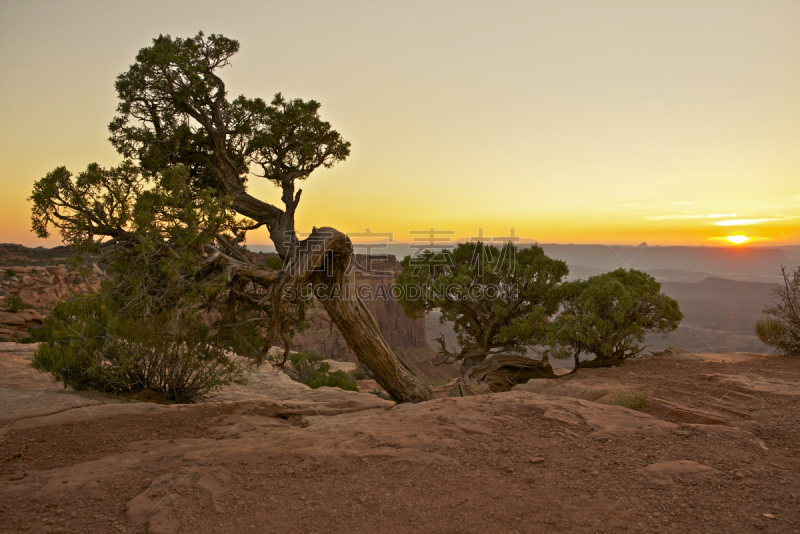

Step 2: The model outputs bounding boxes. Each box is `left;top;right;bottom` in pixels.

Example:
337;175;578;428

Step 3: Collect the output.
755;267;800;356
605;387;648;411
352;368;370;380
3;296;25;312
398;242;568;394
31;295;246;403
5;269;16;278
287;351;358;391
549;269;683;369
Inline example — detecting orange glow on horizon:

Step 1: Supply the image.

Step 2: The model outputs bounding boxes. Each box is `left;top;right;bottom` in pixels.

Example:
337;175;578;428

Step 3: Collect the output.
725;235;751;245
1;4;799;250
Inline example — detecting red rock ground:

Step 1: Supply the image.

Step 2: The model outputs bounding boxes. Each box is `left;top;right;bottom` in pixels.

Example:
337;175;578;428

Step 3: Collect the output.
1;345;799;533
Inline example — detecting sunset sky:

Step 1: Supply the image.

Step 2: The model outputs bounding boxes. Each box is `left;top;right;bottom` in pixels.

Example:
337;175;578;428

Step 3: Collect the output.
1;0;798;248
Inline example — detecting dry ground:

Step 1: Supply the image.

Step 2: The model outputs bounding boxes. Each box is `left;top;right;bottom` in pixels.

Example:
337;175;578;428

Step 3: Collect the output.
1;345;799;533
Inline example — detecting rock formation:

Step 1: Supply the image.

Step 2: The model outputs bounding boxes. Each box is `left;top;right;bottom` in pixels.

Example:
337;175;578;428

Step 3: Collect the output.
0;264;105;341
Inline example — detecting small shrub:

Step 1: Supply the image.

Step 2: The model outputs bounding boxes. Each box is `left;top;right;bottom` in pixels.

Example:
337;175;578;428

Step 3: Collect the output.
31;295;246;403
351;368;369;381
5;269;16;278
3;296;25;312
605;386;648;411
755;267;800;356
288;351;358;392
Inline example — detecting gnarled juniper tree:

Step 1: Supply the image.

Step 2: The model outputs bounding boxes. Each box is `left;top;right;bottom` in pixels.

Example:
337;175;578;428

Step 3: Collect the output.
548;269;683;369
30;32;434;402
398;242;568;395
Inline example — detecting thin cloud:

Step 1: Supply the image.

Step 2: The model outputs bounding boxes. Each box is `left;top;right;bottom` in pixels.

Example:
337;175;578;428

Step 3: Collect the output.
648;213;737;221
713;216;798;227
714;218;775;227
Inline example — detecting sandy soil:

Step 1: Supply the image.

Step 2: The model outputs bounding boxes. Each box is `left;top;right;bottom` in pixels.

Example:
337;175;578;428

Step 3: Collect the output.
1;343;798;533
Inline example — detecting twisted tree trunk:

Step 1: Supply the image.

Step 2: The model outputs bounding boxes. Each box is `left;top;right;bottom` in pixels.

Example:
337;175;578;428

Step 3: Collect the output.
313;270;436;403
449;353;557;397
285;228;436;402
213;162;435;402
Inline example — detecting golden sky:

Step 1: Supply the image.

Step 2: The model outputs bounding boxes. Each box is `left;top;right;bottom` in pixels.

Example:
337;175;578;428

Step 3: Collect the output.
1;0;798;248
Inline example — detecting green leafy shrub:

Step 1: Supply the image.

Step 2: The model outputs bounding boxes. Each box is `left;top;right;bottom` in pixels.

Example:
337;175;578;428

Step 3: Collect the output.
352;368;369;381
287;351;358;391
3;296;25;312
31;294;246;403
549;269;683;369
605;387;648;411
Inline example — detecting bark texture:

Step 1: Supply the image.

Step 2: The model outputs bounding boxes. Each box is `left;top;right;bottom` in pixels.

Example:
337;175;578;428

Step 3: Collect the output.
289;228;435;402
449;354;557;397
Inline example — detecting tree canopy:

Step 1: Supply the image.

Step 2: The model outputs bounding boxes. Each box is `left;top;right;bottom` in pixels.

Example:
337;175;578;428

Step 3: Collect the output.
398;242;569;393
29;31;434;403
549;269;683;369
399;248;683;393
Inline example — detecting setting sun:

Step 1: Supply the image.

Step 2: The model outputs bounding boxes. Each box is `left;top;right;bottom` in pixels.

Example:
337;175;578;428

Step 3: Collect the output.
725;235;751;245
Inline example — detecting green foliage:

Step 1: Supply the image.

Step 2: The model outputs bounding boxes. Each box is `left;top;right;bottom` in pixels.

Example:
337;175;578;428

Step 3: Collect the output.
755;267;800;356
246;93;351;183
28;31;350;372
549;269;683;367
264;254;285;271
605;386;648;411
5;269;16;277
287;351;358;391
31;294;246;403
3;296;25;312
107;32;349;191
29;159;283;356
352;368;369;381
398;242;568;361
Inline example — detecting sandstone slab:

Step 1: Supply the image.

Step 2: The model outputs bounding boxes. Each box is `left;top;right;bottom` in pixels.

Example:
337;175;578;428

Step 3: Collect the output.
0;388;103;427
681;423;769;453
0;312;26;326
656;346;768;363
702;373;800;397
647;397;732;426
639;460;721;485
510;391;677;439
513;371;631;401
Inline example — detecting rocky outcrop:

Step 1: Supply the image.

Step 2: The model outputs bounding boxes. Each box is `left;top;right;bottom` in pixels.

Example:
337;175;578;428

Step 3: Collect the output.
0;265;105;340
639;460;721;486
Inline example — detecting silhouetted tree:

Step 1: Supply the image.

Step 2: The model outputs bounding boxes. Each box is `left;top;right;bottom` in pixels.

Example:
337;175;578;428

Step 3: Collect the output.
755;266;800;356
